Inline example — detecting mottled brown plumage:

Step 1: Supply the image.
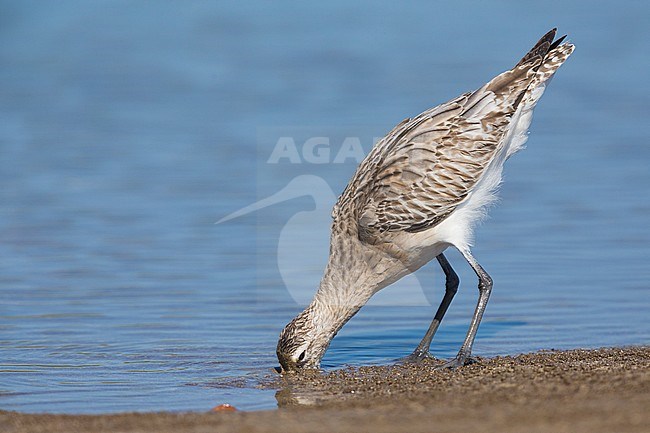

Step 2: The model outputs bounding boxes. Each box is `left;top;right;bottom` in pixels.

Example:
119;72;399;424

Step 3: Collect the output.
278;29;574;372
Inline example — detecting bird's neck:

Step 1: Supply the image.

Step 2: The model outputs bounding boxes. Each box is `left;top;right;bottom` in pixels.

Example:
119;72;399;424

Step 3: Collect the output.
307;275;369;341
306;232;411;348
307;247;386;339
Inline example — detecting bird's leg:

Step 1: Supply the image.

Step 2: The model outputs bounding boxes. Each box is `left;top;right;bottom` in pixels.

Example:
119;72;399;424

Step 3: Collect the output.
438;249;492;369
403;253;459;363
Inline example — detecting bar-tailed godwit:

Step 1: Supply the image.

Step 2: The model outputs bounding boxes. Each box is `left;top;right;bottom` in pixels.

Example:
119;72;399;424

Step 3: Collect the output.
277;29;574;371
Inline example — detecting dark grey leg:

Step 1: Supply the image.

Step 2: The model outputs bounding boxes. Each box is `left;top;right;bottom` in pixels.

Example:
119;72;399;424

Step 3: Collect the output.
439;249;492;369
405;253;459;362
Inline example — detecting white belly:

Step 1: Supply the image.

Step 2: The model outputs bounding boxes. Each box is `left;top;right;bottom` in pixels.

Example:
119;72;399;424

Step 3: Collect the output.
401;98;538;261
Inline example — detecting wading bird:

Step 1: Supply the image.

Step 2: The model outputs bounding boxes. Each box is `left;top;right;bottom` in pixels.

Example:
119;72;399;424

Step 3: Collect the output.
277;29;574;371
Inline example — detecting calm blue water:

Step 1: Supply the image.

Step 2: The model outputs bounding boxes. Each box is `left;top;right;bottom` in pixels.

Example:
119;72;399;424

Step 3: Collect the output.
1;0;649;414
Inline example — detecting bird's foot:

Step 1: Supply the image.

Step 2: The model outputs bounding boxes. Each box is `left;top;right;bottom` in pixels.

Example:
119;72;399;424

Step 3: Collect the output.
435;354;478;370
399;349;436;364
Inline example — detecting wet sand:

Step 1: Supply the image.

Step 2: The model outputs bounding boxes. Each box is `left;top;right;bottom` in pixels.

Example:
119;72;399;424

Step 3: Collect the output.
2;346;648;433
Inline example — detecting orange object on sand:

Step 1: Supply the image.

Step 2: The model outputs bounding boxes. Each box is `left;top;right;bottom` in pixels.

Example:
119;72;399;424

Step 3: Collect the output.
211;403;237;412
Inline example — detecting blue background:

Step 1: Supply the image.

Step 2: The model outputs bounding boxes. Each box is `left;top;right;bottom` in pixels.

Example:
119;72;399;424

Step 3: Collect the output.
0;0;648;413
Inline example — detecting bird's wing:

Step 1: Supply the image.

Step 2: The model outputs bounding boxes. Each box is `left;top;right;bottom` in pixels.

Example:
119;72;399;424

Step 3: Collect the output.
342;29;566;241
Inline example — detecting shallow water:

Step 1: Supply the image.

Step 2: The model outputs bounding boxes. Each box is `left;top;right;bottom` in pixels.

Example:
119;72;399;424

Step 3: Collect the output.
1;0;649;413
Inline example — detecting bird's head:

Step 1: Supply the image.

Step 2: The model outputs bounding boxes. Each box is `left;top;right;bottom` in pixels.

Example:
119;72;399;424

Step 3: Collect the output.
276;308;332;372
276;248;377;373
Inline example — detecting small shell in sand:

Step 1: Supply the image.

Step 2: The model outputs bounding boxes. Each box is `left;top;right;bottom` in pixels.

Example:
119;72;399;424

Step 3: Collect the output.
211;403;237;412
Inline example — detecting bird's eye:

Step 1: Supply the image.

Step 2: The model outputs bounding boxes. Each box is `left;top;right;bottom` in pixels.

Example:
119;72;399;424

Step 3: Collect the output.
297;351;306;362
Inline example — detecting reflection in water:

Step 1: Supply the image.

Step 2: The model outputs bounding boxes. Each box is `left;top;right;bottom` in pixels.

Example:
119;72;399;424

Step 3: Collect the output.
275;387;322;408
272;372;328;408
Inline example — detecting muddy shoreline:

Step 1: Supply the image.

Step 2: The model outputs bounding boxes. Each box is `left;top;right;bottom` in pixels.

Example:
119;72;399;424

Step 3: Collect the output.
3;346;648;433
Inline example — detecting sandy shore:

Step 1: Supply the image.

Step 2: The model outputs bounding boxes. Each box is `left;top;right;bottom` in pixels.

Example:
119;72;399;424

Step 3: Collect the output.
3;346;648;433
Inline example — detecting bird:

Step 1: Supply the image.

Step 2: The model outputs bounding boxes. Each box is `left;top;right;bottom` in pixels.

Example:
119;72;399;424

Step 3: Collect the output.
277;29;574;371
